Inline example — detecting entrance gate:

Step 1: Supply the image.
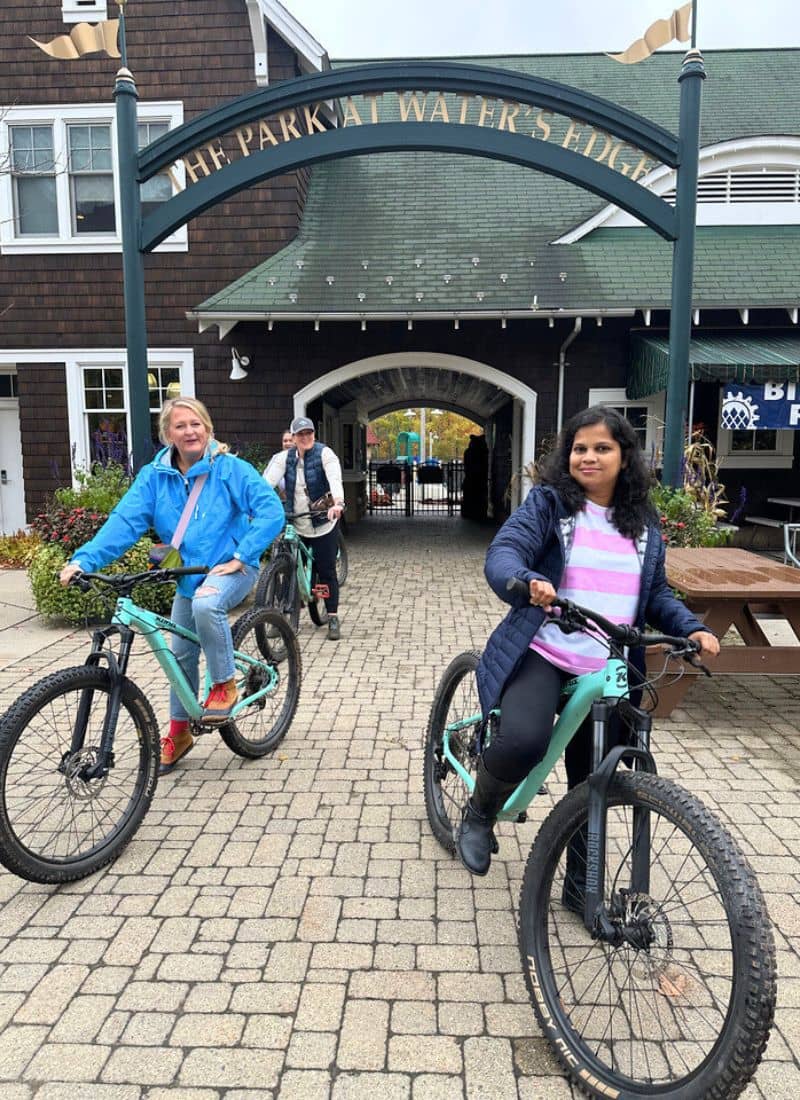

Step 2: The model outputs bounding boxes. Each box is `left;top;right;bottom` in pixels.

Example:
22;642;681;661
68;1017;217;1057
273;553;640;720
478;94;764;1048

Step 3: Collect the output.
368;461;464;518
113;6;705;487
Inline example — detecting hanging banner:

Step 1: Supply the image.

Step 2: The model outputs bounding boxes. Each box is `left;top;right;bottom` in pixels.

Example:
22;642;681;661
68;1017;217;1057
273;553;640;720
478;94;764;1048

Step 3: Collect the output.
721;383;800;430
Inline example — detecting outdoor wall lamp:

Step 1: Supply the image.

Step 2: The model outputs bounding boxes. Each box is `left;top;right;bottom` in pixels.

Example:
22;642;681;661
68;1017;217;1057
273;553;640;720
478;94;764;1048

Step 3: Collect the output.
229;347;251;381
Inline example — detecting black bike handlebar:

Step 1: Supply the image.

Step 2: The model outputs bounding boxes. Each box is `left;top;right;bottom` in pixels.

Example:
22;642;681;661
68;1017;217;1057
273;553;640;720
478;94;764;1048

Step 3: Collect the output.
284;505;346;521
71;566;209;593
505;577;706;663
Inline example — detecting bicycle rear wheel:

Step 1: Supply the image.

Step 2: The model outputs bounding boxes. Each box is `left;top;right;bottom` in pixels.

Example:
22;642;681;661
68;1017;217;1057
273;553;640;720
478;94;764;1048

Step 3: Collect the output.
220;607;301;758
0;666;159;883
423;650;483;853
518;771;776;1100
335;528;349;587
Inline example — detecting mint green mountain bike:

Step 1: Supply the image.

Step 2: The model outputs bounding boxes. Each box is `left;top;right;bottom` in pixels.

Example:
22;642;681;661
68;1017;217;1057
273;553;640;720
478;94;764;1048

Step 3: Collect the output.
0;566;300;884
424;584;776;1100
254;512;333;652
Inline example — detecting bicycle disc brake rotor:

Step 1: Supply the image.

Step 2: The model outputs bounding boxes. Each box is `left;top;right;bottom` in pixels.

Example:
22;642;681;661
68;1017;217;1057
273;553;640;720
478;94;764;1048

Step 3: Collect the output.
615;890;679;987
59;748;107;799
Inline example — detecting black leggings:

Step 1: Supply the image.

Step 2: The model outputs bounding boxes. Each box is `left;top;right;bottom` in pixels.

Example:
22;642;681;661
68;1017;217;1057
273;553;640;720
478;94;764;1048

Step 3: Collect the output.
482;648;626;787
300;525;339;613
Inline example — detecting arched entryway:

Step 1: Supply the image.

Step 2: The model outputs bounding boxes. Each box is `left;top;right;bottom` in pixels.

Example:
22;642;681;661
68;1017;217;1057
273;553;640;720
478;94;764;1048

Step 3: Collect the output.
293;352;537;517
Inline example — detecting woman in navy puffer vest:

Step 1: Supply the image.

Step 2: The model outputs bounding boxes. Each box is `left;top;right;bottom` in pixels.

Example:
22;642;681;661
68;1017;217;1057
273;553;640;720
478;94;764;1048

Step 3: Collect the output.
458;406;719;878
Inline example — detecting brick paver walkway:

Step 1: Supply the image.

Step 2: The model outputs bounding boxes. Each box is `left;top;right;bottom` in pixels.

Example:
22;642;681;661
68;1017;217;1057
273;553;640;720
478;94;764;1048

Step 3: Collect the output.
0;516;799;1098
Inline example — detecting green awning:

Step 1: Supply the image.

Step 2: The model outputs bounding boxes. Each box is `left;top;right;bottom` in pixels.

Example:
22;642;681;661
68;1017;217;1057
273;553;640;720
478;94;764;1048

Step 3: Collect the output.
627;334;800;399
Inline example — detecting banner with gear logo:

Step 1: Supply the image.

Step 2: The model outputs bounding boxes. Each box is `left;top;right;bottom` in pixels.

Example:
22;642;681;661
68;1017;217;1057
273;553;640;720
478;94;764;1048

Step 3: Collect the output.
721;384;800;430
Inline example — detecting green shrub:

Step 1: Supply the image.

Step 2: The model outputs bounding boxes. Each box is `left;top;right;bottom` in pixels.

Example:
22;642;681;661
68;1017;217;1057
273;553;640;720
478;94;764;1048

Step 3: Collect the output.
650;484;732;548
29;540;174;623
54;462;131;513
0;530;40;569
31;506;107;558
234;440;273;472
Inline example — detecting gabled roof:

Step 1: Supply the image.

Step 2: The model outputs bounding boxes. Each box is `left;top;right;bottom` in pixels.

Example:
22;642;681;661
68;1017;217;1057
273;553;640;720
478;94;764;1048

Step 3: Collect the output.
246;0;329;82
194;48;800;323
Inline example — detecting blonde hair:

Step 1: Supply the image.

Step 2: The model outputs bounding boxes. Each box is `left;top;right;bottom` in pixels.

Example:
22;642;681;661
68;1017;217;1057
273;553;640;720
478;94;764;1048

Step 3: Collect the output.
158;397;229;453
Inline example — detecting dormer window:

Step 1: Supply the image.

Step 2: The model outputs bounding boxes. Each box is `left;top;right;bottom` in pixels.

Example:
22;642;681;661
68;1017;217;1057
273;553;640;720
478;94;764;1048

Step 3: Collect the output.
556;137;800;242
62;1;108;24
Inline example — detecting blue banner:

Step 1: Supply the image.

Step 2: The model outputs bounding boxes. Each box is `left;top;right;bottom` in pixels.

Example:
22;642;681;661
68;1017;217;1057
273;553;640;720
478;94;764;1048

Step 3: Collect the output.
720;383;800;431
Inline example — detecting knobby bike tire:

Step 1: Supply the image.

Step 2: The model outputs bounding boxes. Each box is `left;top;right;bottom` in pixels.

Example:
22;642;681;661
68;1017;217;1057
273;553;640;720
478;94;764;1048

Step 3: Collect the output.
518;771;776;1100
336;528;349;588
308;590;329;626
423;650;483;853
0;666;159;884
255;553;300;635
219;607;302;758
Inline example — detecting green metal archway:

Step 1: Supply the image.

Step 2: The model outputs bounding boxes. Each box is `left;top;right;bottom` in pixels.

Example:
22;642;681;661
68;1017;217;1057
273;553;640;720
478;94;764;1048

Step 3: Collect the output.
116;56;705;484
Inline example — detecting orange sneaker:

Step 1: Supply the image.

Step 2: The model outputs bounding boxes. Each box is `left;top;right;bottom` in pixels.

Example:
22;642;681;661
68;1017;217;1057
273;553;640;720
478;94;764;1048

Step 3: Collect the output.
160;723;194;774
202;678;239;724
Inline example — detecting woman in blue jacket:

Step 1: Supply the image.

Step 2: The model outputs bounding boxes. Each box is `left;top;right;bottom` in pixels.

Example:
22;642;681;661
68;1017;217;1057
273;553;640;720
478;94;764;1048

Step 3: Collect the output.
60;397;285;772
459;406;720;878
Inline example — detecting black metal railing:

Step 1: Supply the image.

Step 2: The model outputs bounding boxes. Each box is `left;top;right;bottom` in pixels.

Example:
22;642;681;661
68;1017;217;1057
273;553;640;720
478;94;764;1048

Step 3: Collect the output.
367;461;464;517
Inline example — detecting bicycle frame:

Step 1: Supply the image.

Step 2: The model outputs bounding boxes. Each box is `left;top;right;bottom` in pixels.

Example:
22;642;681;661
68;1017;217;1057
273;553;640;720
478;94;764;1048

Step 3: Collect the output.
442;654;657;935
274;524;315;603
74;595;279;777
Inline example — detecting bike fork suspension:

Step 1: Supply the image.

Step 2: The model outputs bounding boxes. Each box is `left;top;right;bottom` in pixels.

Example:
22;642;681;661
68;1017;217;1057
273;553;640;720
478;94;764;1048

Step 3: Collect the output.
75;625;135;780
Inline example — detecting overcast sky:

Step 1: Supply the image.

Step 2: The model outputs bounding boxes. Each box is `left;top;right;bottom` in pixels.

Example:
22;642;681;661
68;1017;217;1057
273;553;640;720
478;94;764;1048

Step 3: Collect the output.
284;0;797;57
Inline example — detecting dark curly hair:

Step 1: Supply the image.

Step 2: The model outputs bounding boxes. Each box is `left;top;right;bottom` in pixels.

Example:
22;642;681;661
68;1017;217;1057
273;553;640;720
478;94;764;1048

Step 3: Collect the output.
538;405;657;540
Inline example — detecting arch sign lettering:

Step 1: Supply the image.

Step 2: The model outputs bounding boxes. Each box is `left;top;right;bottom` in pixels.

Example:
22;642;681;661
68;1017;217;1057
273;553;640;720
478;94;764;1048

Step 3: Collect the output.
117;58;705;484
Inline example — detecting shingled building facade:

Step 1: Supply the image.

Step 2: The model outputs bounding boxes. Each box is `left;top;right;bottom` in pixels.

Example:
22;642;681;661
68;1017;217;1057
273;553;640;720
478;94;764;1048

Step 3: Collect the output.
2;1;799;531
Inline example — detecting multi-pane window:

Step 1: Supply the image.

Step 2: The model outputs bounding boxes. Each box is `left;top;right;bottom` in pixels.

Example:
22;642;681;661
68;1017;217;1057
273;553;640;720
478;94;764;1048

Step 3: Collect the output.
729;428;779;454
9;126;58;235
138;121;172;221
148;365;182;442
588;388;664;463
68;124;115;234
608;404;650;450
83;366;128;467
1;103;185;254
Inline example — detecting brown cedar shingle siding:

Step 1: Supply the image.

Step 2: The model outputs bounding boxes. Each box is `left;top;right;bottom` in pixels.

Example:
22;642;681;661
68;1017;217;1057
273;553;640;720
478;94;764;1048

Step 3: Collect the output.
16;364;71;517
0;1;308;350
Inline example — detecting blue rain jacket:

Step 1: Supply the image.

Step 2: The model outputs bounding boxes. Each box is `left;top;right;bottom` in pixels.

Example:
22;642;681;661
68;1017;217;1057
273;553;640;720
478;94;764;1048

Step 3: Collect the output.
71;442;285;597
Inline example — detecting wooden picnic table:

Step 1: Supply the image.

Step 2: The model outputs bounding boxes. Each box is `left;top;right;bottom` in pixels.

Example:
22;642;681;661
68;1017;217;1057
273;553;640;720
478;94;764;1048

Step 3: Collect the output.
646;547;800;717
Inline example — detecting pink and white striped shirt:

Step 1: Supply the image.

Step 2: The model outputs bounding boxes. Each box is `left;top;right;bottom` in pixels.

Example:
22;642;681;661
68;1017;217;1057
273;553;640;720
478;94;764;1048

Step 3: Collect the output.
530;500;642;674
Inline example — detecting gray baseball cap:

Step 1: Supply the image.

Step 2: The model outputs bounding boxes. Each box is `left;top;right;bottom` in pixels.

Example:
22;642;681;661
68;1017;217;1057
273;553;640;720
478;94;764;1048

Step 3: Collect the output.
290;416;315;433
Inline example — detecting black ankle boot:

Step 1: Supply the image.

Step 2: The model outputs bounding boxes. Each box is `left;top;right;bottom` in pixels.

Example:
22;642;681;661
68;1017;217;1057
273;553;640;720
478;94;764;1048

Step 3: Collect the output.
457;759;517;877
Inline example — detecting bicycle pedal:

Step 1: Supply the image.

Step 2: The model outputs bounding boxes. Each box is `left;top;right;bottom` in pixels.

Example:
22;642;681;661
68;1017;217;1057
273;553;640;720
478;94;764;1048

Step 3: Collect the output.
312;584;330;599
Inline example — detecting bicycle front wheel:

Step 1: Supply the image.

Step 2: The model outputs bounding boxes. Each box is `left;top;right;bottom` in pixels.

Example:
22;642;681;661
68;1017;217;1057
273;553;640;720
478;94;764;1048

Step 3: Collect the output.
423;650;483;853
519;771;776;1100
255;553;299;660
220;607;302;758
0;666;159;884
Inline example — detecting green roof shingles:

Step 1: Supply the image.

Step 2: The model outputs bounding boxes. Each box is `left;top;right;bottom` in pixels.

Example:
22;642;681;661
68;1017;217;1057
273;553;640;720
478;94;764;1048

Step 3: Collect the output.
195;49;800;318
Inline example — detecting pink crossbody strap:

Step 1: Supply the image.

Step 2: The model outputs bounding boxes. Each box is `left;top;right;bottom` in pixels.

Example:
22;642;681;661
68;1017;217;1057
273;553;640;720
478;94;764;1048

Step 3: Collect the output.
171;474;208;550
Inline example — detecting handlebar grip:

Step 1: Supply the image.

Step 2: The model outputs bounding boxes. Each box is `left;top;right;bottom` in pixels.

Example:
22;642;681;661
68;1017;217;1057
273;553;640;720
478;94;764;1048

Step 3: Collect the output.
169;566;209;576
506;577;531;601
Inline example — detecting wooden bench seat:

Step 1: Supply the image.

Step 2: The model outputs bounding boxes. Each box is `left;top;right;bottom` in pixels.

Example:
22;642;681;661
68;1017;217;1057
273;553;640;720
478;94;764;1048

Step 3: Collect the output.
744;515;784;528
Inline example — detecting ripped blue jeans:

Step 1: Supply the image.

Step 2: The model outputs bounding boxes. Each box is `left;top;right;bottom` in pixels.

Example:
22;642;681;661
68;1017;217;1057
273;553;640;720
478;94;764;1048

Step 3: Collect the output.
169;565;257;721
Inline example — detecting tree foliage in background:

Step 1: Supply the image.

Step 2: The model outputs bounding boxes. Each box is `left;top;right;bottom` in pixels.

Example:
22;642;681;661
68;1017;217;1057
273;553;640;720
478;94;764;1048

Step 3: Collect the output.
369;409;480;461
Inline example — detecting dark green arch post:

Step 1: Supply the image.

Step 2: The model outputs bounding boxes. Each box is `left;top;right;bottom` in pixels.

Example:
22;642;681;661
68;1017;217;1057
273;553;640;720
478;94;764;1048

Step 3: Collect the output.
118;60;700;480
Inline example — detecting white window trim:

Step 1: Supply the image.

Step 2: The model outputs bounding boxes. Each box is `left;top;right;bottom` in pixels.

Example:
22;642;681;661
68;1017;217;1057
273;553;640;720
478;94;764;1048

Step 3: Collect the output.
589;387;665;460
556;137;800;243
63;1;108;23
1;101;187;255
0;348;194;481
716;388;795;469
